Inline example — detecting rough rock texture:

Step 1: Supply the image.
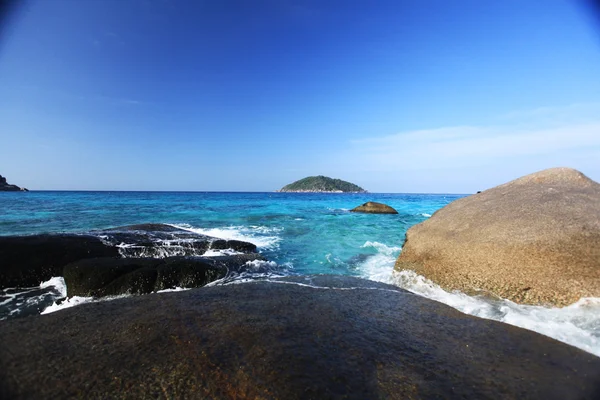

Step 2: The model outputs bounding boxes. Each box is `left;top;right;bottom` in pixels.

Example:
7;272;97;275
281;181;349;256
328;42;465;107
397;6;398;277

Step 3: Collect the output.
351;201;398;214
395;167;600;306
63;254;263;297
98;223;257;257
1;275;599;399
0;235;120;287
0;174;27;191
0;224;258;288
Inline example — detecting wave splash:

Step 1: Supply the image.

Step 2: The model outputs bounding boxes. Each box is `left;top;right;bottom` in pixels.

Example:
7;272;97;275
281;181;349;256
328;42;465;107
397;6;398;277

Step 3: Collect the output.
355;242;600;357
171;223;282;250
1;277;67;320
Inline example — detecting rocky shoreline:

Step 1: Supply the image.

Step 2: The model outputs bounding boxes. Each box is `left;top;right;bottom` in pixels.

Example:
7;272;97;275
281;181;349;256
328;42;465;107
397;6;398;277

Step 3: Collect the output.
1;170;600;398
0;175;27;192
2;275;599;399
0;224;260;292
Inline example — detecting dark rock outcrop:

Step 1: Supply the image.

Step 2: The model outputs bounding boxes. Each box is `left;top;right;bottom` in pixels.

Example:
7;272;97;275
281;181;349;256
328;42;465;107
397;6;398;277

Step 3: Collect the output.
351;201;398;214
1;275;599;399
0;174;27;191
98;223;257;257
0;224;258;288
0;235;119;288
395;167;600;306
63;254;263;297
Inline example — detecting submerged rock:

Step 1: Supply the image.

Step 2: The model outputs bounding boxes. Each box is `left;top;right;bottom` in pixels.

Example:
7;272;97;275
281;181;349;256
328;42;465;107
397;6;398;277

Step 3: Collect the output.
0;275;598;399
395;167;600;306
351;201;398;214
63;254;263;297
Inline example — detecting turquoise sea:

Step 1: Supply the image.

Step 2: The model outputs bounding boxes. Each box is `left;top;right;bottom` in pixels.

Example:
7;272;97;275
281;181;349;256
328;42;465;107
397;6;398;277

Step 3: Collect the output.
1;191;599;357
0;191;457;276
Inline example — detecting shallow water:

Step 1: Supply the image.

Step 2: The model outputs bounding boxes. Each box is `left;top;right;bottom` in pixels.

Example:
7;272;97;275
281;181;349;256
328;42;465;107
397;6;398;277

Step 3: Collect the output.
1;190;599;357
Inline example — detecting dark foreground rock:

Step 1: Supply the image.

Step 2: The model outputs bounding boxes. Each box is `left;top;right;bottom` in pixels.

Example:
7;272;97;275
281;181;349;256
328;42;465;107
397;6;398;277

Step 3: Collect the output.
1;276;599;399
63;254;263;297
0;174;27;191
0;224;258;288
351;201;398;214
0;235;119;287
395;167;600;306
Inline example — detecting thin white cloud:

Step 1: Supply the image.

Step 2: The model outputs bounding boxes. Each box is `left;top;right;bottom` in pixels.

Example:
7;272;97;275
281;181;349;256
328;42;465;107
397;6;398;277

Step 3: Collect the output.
323;103;600;192
351;123;600;171
346;103;600;173
497;102;600;123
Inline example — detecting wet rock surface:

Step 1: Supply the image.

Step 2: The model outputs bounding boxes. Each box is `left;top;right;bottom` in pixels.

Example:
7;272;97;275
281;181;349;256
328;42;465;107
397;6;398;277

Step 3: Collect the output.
97;223;257;257
63;254;264;297
0;224;258;288
0;234;119;287
1;275;599;399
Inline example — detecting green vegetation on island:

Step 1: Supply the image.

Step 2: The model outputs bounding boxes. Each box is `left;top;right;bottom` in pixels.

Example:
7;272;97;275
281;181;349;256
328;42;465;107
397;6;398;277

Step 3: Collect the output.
278;176;367;193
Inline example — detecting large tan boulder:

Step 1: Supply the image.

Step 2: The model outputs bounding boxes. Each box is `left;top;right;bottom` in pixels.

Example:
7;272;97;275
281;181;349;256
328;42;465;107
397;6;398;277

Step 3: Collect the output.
395;167;600;306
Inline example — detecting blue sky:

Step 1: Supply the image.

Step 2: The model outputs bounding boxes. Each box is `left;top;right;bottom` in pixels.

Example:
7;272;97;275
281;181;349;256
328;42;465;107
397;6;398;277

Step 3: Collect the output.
1;0;600;192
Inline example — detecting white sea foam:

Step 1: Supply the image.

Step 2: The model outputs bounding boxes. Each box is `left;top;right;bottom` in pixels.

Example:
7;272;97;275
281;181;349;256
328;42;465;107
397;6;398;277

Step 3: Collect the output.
171;223;282;250
116;237;209;258
421;213;432;217
387;270;600;357
155;287;189;293
202;248;243;257
245;259;278;269
41;296;94;315
39;276;67;297
357;243;600;357
358;241;402;282
204;259;287;287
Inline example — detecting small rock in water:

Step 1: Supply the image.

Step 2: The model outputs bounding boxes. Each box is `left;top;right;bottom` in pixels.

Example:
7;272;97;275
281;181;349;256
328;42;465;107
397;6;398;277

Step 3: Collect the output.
350;201;398;214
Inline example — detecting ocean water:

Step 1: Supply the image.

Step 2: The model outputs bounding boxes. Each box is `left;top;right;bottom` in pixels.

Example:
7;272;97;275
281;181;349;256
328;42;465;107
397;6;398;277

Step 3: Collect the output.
1;191;599;357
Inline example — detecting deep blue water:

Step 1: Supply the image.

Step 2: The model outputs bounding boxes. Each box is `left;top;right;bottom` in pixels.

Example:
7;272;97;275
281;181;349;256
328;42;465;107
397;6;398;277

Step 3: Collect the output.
0;191;462;277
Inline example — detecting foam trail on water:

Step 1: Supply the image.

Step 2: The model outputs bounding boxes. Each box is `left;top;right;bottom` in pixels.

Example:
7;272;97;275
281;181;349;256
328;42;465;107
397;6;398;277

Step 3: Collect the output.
39;276;67;297
170;223;282;250
41;296;94;315
202;249;243;257
358;241;402;282
358;242;600;357
388;270;600;357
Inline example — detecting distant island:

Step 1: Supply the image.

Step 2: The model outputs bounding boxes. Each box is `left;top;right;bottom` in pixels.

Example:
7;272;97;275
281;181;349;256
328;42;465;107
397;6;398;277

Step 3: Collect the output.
0;175;28;192
278;176;367;193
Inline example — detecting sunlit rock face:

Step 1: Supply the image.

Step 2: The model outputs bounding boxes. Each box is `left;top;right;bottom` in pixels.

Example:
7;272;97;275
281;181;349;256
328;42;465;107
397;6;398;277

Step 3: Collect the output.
395;167;600;306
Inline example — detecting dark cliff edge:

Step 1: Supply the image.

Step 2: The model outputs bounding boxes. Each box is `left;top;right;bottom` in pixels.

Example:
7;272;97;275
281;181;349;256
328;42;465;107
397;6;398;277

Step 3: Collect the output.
0;175;28;192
